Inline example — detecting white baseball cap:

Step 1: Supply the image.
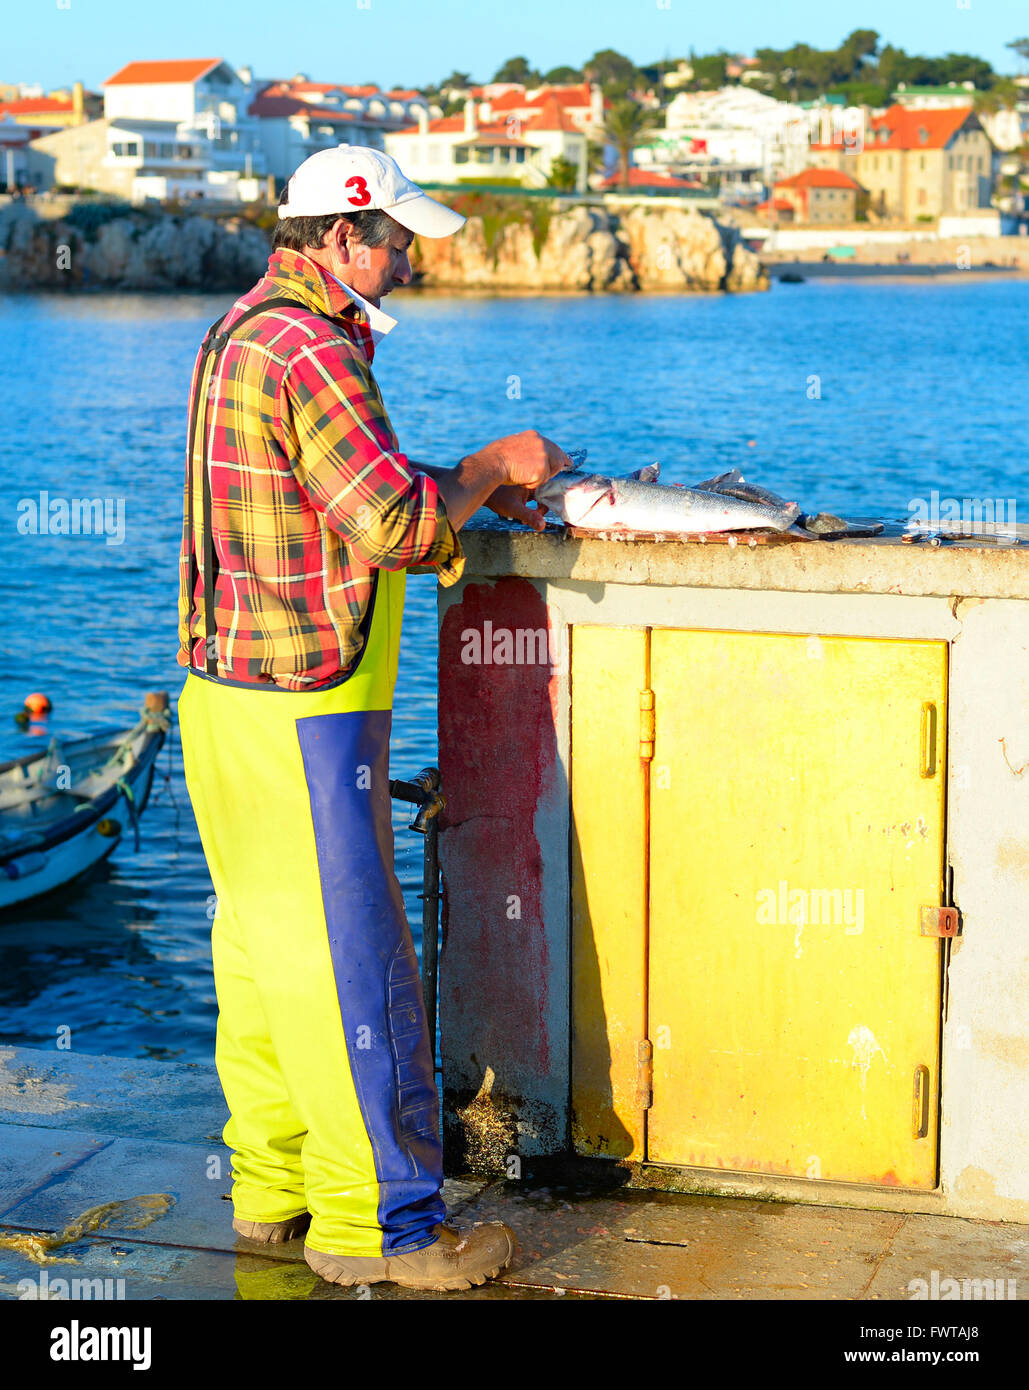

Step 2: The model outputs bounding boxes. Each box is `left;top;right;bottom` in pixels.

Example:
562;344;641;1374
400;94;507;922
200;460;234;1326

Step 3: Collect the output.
278;145;466;238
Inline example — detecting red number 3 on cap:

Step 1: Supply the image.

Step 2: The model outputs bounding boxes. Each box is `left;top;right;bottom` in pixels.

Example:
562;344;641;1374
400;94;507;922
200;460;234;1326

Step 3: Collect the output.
345;175;371;207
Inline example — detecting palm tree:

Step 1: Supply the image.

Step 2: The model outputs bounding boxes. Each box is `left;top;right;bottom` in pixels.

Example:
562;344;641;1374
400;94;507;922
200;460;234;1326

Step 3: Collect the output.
602;99;661;190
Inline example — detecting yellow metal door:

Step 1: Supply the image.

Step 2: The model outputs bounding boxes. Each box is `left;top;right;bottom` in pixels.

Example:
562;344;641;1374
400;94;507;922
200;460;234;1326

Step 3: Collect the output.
570;626;648;1159
648;630;947;1188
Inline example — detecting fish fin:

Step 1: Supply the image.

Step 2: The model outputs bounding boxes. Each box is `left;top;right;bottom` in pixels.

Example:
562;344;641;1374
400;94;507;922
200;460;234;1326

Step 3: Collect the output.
629;462;661;483
695;468;743;491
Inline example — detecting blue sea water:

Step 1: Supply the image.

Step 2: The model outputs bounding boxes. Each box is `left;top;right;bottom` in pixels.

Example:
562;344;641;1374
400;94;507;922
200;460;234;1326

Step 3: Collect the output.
0;278;1026;1061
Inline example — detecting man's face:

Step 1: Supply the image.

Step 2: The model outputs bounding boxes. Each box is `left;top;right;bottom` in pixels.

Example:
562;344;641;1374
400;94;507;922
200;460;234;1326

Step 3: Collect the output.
331;218;414;306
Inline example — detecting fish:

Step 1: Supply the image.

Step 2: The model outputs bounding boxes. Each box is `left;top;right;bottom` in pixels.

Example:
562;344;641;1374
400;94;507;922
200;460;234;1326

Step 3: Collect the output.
695;468;797;512
535;466;801;535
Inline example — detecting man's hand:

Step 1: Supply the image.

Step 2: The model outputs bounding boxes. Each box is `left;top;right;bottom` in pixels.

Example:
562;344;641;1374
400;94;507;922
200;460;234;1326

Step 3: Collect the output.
483;483;549;533
469;430;571;491
432;430;572;533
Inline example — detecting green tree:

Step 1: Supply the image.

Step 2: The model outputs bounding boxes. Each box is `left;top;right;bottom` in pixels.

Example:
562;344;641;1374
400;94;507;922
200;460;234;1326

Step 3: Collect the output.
827;80;888;107
876;44;911;97
933;52;994;87
543;65;583;84
975;77;1020;113
584;48;640;98
838;27;880;77
602;98;660;189
1006;38;1029;67
546;154;579;191
437;70;473;92
690;53;728;90
493;56;540;85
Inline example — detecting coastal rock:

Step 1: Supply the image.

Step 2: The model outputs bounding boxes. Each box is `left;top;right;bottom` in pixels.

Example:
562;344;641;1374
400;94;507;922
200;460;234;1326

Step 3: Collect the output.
0;204;270;290
412;204;638;292
412;201;760;293
1;197;767;294
621;206;727;290
725;242;769;293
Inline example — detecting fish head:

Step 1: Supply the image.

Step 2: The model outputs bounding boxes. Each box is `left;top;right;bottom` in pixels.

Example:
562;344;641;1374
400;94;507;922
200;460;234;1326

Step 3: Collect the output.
535;471;615;526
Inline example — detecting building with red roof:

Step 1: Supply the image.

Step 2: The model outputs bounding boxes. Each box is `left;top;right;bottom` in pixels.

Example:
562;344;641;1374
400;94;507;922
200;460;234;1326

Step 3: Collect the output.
247;78;433;181
386;95;588;189
0;84;99;130
25;58;267;203
772;167;866;223
599;167;703;192
806;104;993;222
484;82;606;134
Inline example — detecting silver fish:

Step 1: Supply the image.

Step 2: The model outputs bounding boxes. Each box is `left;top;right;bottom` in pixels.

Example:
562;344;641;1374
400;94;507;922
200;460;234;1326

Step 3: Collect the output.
536;468;800;534
695;468;795;511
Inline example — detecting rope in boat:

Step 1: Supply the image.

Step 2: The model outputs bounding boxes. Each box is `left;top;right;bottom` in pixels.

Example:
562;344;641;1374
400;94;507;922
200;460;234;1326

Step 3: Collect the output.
115;777;141;852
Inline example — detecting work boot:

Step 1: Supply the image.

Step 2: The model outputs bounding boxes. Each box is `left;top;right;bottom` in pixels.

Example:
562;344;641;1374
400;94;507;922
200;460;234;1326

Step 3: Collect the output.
304;1220;516;1292
233;1212;311;1243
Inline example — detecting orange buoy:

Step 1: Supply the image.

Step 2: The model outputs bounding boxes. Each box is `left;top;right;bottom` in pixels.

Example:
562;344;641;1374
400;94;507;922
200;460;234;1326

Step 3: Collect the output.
24;693;52;716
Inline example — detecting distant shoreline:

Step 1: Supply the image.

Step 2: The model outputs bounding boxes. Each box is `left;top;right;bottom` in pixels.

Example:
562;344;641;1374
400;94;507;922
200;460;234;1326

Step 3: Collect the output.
766;259;1029;284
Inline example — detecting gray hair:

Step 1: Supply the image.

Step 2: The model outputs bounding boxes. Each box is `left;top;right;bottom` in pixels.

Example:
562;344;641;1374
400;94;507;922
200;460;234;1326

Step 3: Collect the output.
271;187;397;253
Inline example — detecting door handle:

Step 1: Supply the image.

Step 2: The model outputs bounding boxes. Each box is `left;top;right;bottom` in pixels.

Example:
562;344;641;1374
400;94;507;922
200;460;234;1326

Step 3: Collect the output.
919;703;938;778
913;1064;931;1138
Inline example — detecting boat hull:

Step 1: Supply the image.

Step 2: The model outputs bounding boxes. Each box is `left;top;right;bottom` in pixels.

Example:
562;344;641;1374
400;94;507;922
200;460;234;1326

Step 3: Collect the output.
0;718;165;912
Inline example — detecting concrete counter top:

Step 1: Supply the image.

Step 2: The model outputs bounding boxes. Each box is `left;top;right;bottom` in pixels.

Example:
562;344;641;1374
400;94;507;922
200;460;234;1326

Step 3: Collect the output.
457;514;1029;601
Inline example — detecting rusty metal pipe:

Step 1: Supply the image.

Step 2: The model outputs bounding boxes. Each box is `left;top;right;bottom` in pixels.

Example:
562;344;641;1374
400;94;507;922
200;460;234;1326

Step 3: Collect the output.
389;766;444;1065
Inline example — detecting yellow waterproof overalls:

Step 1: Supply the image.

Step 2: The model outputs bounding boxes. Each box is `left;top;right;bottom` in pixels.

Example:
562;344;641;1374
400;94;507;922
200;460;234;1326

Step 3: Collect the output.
179;300;445;1259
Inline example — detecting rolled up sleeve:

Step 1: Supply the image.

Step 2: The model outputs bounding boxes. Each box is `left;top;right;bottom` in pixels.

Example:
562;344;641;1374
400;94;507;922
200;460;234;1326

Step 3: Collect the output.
280;335;465;584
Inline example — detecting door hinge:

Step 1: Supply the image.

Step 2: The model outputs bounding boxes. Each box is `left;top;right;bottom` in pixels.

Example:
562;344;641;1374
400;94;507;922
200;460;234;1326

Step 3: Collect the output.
920;904;961;938
636;1039;653;1110
639;689;655;761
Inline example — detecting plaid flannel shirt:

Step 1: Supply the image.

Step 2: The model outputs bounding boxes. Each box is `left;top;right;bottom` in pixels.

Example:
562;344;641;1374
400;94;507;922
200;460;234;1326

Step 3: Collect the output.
177;247;464;689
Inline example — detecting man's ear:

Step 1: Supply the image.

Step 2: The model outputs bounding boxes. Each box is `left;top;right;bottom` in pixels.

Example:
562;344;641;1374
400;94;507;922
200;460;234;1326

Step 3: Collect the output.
330;218;353;264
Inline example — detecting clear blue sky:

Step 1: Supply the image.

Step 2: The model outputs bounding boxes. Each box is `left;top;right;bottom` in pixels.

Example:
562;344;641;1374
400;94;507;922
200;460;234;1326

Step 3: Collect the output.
8;0;1029;92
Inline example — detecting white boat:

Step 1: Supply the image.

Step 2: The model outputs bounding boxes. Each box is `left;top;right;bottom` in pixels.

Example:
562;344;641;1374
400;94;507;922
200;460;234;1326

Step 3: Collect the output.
0;692;171;911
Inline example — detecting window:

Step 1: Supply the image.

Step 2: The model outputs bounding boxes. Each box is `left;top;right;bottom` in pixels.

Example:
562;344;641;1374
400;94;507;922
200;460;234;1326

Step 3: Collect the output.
427;142;442;164
111;141;139;158
454;146;470;164
919;155;925;171
887;155;893;171
918;187;927;206
514;148;526;163
474;146;493;164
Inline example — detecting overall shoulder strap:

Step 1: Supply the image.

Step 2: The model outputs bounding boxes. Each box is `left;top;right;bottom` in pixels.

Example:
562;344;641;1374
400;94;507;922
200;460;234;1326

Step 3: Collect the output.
185;297;320;676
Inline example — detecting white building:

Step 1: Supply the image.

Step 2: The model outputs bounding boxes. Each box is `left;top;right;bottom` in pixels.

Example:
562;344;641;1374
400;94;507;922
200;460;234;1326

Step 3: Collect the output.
1;117;48;190
103;58;265;182
639;86;852;189
249;80;433;182
386;97;588;190
28;114;259;203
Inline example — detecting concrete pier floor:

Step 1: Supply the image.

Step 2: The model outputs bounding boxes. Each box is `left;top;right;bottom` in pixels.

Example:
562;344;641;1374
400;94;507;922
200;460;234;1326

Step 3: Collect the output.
1;1046;1026;1302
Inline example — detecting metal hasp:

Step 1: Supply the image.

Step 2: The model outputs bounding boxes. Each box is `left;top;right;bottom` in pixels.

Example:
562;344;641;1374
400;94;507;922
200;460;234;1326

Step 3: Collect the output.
389;767;445;1057
920;905;961;938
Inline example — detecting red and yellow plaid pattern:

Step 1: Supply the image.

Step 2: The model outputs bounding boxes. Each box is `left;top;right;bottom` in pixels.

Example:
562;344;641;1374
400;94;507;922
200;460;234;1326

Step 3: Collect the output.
177;247;464;689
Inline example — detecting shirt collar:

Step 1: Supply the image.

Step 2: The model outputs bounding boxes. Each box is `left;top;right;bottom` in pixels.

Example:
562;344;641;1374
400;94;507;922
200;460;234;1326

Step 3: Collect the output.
323;270;398;346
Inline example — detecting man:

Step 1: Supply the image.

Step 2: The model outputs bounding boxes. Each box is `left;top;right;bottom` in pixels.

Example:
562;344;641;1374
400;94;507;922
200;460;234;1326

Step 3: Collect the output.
177;145;568;1291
